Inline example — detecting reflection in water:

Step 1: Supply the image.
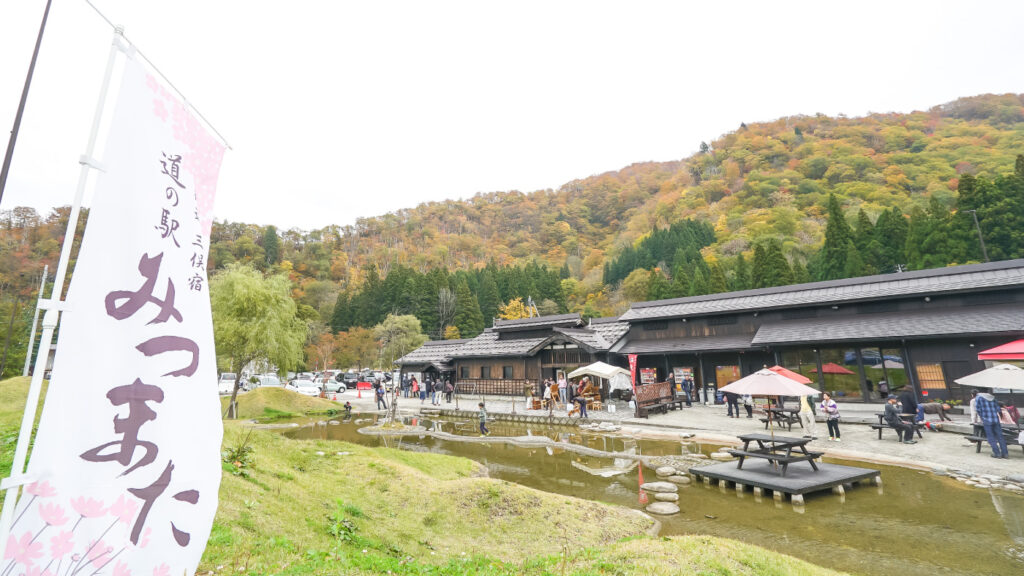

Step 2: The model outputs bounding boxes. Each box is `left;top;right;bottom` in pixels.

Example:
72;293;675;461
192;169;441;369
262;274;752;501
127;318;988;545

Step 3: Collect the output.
287;415;1024;576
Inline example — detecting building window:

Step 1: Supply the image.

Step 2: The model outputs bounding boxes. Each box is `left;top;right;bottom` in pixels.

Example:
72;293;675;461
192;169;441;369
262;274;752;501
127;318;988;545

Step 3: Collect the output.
481;366;491;379
460;366;469;379
915;363;946;391
503;366;514;379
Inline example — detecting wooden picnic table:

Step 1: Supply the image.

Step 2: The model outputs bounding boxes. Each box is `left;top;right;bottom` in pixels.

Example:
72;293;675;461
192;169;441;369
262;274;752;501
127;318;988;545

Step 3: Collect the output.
729;433;822;477
761;407;803;432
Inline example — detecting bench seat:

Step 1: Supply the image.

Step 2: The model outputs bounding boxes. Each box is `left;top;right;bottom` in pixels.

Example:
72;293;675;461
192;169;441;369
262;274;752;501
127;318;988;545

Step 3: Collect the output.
965;433;1024;454
725;449;824;476
870;422;924;440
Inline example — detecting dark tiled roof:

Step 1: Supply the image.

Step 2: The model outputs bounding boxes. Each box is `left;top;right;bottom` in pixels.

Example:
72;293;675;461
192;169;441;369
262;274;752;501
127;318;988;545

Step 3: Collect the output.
493;313;582;331
395;339;471;366
620;259;1024;321
452;329;548;357
751;304;1024;344
552;327;612;351
588;321;630;348
614;333;756;354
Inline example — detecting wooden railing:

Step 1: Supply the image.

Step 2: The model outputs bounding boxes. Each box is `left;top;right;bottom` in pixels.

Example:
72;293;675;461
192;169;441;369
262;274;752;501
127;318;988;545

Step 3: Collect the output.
455;378;535;397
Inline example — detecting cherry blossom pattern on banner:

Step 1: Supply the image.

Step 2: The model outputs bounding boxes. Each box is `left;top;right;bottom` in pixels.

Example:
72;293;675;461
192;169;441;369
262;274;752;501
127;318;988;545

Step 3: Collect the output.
145;75;225;237
2;482;152;576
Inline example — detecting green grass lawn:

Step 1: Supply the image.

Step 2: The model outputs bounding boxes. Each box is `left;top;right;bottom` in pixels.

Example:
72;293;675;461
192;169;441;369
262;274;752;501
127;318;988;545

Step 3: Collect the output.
2;378;843;575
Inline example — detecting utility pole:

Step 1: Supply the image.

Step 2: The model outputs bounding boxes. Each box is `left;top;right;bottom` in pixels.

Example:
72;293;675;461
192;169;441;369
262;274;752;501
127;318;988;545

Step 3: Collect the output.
0;0;53;207
966;209;989;263
22;264;47;376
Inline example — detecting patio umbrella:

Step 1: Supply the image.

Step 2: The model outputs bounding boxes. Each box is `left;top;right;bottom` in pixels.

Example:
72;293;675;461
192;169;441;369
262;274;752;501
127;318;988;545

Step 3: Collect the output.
956;363;1024;407
719;369;821;397
978;340;1024;361
955;363;1024;391
766;365;813;384
719;369;821;439
811;362;856;375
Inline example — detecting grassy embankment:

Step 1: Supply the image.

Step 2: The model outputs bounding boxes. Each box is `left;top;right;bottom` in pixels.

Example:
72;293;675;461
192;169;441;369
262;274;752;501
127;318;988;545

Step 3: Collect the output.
2;379;842;575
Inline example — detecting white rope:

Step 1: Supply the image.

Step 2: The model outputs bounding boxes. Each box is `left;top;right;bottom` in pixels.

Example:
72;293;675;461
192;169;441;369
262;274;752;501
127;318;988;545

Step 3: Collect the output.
82;0;233;150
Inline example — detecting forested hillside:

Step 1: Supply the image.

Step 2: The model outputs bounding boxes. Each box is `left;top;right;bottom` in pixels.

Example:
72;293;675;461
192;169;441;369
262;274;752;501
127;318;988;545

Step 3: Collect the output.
2;93;1023;371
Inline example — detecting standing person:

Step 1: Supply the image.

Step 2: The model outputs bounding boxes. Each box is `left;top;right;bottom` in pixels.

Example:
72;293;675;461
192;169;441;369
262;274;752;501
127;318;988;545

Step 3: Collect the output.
899;388;918;416
375;383;388;411
542;380;553;412
682;377;693;407
432;377;442;406
884;394;917;444
444;378;454;403
820;392;841;441
478;402;490;436
798;394;817;439
418;378;427;404
970;389;980;425
557;373;568;405
975;389;1009;458
411;376;419;401
725;391;739;418
742;394;753;418
575;378;592;418
865;378;874;400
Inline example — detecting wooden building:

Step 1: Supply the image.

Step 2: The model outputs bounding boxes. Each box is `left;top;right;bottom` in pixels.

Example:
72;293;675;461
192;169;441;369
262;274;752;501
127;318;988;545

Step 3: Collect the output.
397;313;629;396
613;259;1024;403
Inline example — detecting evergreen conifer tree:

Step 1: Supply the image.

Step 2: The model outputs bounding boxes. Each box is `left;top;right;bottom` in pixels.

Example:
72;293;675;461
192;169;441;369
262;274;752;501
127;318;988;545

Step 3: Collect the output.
453;276;484;338
708;263;728;294
818;194;854;280
478;271;501;327
733;253;751;291
647;270;671;301
262;225;280;267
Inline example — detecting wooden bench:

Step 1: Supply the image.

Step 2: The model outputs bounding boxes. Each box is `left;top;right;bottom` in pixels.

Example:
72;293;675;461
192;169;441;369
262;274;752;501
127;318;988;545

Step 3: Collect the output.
966;425;1024;454
759;413;802;432
726;449;824;477
635;382;684;418
870;422;924;440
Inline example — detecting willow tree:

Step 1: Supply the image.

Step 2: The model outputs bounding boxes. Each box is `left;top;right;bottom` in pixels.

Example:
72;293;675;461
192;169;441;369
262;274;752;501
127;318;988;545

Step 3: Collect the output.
211;264;308;418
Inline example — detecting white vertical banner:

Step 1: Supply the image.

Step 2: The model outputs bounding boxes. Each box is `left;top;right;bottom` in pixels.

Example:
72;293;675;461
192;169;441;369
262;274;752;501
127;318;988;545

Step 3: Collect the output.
4;56;225;576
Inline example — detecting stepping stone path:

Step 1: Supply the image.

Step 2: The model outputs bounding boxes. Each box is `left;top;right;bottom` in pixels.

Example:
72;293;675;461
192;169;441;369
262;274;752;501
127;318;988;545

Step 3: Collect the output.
666;475;691;485
639;481;677;493
655;466;676;477
641;479;681;515
645;501;680;515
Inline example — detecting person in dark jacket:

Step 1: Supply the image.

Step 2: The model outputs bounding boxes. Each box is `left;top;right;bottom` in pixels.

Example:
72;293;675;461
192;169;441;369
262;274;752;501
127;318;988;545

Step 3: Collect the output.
885;395;916;444
899;389;918;416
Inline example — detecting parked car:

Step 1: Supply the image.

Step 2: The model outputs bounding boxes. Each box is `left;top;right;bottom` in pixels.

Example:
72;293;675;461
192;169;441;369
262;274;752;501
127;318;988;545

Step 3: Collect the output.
218;373;238;395
255;374;282;388
286;378;320;397
323;378;347;394
341;372;360;386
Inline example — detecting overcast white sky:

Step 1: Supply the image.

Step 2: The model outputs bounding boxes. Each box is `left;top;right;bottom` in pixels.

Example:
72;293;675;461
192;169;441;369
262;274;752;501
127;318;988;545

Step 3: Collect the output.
1;1;1022;230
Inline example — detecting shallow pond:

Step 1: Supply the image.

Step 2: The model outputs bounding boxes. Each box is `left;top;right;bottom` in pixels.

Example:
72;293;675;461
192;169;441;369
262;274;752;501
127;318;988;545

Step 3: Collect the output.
288;414;1024;576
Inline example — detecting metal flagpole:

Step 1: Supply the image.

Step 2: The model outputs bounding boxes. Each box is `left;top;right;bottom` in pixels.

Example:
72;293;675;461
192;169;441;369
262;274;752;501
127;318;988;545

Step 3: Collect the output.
21;264;47;376
0;28;128;561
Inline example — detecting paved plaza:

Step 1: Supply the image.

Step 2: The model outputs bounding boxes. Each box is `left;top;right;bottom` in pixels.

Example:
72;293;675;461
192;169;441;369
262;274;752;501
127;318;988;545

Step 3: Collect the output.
339;389;1022;479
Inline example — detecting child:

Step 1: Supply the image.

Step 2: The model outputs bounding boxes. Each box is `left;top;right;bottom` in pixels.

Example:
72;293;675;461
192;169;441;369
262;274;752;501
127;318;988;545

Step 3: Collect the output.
478;402;490;436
